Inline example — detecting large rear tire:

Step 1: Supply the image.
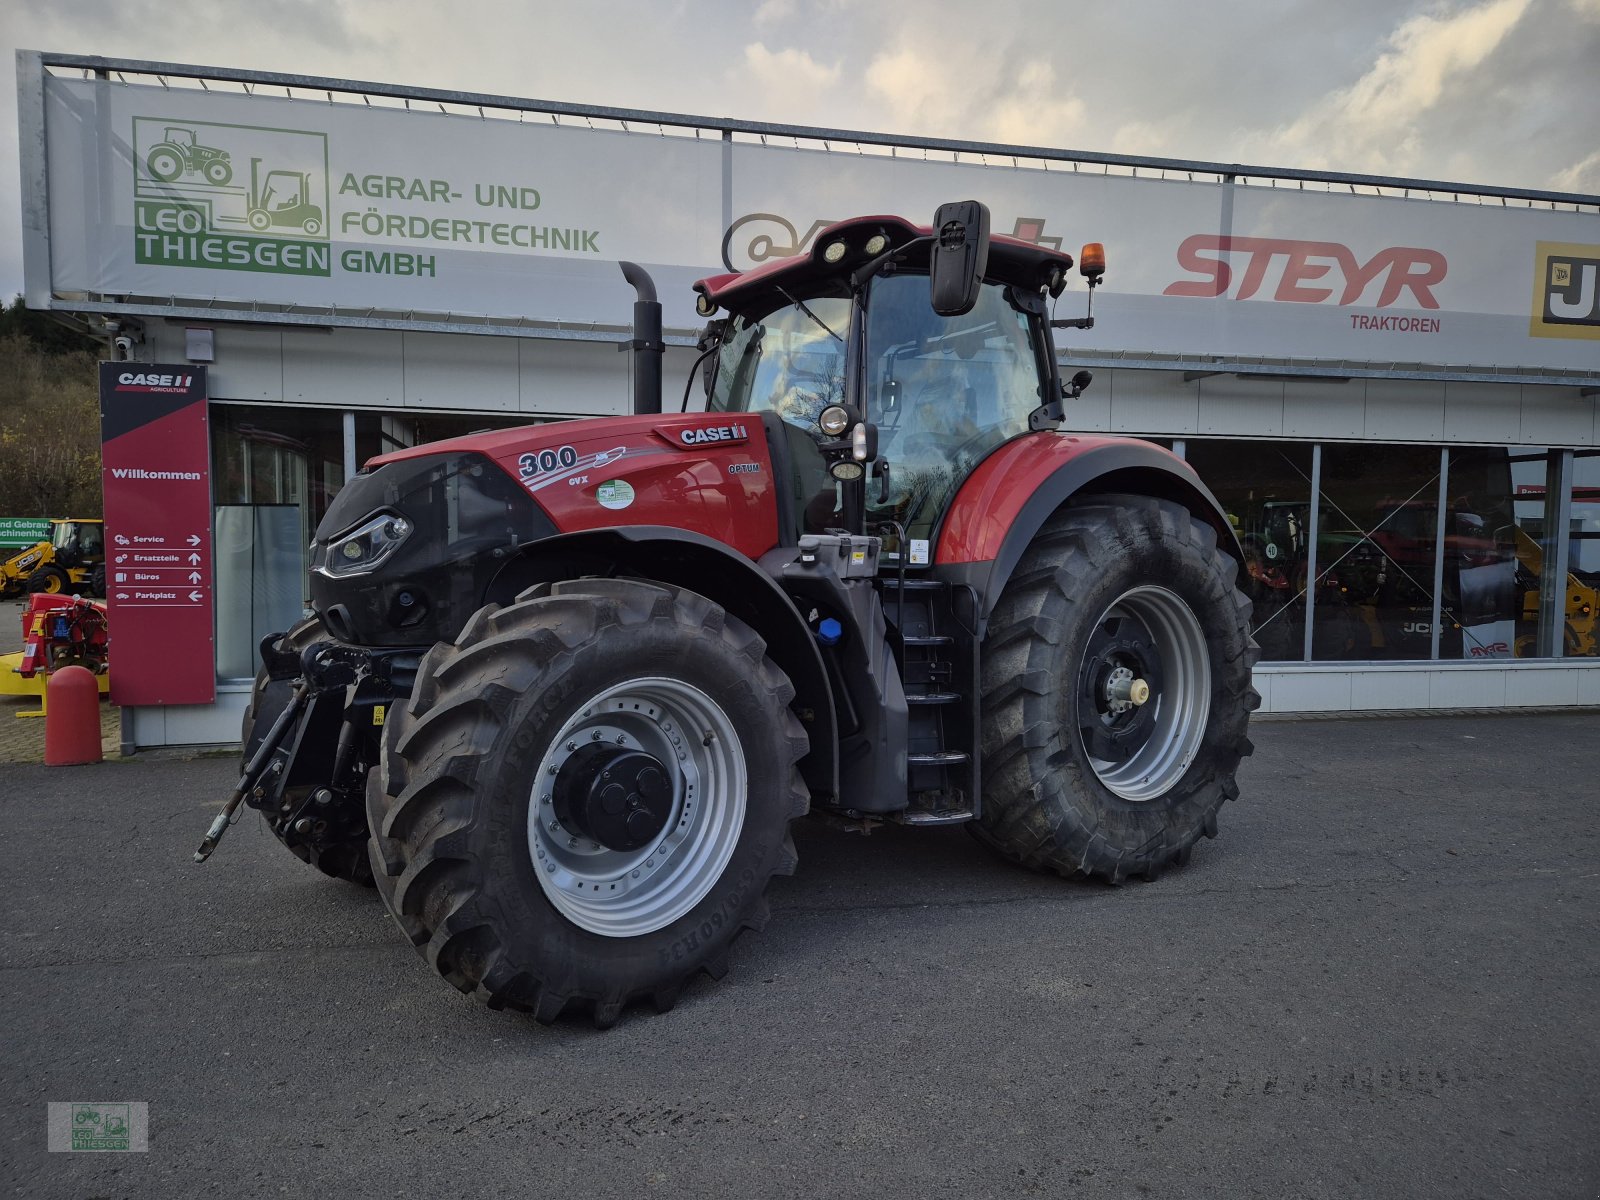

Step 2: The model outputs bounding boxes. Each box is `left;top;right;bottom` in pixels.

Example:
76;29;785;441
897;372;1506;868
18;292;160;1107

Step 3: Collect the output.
241;616;375;887
25;567;68;595
975;495;1258;883
367;579;809;1027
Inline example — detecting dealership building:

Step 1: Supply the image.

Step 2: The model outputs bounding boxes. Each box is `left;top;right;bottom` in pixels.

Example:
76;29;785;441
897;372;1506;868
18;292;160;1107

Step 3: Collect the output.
15;51;1600;748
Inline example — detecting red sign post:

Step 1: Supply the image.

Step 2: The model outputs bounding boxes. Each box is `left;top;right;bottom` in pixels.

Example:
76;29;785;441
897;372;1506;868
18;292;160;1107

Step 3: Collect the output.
99;363;215;705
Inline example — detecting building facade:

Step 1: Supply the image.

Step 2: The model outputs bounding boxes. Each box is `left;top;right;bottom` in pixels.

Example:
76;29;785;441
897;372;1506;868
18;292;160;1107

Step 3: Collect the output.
16;51;1600;747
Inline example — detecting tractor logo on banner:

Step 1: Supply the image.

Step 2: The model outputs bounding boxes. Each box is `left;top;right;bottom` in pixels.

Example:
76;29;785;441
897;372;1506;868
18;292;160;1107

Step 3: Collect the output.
1530;241;1600;341
131;117;331;278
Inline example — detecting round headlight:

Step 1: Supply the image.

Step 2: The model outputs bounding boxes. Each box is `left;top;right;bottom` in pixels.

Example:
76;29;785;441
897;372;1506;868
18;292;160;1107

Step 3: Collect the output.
340;541;364;561
822;240;848;264
864;234;889;256
695;293;717;316
818;404;851;436
829;461;865;482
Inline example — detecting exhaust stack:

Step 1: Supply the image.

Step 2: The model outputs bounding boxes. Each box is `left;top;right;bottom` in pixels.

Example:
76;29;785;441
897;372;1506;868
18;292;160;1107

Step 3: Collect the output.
619;261;663;416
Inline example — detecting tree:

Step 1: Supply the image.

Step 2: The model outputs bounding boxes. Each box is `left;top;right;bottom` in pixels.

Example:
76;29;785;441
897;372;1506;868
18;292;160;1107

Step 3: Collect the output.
0;305;104;517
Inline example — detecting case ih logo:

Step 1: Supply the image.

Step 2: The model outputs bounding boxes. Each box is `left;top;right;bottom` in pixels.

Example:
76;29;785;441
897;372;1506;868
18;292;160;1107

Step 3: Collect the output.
114;372;198;392
1529;242;1600;341
680;424;749;446
1164;235;1447;308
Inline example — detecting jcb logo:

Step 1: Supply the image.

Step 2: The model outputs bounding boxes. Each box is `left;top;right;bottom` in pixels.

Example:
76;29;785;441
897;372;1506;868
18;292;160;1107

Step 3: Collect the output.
1530;241;1600;341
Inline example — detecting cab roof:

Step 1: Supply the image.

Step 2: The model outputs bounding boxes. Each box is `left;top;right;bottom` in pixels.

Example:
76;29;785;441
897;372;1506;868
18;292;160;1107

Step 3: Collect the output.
694;213;1079;313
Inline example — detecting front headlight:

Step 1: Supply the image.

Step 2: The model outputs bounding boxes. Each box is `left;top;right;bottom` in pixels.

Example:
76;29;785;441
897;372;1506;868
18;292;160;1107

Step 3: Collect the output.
322;511;412;577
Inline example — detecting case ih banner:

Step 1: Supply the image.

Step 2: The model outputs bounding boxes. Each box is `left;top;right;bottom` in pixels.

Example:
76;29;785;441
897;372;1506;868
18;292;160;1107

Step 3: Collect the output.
99;363;215;706
28;72;1600;375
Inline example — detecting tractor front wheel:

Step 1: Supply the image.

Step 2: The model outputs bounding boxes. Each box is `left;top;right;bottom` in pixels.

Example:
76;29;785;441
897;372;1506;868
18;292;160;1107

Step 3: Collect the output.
203;159;232;186
367;579;808;1026
25;567;68;595
89;565;106;597
976;495;1258;883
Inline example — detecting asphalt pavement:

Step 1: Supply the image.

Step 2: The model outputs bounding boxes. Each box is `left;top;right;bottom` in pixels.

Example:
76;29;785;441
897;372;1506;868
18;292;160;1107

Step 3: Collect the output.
2;712;1596;1199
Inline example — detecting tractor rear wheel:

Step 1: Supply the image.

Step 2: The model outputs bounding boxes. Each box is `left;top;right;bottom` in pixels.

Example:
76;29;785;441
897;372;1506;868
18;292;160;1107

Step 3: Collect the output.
976;495;1258;883
26;567;68;595
241;617;374;887
146;147;182;182
367;578;808;1027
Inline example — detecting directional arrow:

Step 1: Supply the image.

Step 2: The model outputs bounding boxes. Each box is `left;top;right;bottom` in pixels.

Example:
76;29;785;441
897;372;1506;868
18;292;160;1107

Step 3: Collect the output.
187;534;202;546
188;572;203;583
188;553;202;565
188;590;204;603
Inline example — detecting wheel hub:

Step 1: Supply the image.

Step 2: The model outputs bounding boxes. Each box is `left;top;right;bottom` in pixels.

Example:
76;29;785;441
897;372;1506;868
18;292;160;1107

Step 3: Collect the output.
553;744;673;851
1074;585;1212;802
1103;666;1152;714
528;678;747;938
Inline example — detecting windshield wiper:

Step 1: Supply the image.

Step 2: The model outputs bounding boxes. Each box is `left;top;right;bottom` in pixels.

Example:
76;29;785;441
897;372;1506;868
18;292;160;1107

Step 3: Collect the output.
776;287;844;343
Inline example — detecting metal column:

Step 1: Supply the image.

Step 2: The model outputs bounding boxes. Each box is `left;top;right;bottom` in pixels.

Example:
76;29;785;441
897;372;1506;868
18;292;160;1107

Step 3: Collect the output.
1301;443;1322;662
1430;448;1450;660
342;411;357;486
1538;449;1575;658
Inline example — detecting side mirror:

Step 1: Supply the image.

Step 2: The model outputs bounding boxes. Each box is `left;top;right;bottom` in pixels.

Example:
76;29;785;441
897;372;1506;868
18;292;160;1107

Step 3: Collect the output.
929;200;990;317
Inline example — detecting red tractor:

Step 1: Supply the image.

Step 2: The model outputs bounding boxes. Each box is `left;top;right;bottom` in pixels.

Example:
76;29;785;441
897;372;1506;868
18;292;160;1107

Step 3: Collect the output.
200;202;1258;1026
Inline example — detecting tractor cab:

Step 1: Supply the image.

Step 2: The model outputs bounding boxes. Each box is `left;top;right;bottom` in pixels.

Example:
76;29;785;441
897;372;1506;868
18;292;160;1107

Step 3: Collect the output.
164;126;195;147
697;205;1099;554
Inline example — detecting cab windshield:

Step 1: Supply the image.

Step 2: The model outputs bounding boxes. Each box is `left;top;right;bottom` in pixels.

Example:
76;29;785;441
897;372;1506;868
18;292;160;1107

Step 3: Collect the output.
706;274;1046;549
707;291;851;535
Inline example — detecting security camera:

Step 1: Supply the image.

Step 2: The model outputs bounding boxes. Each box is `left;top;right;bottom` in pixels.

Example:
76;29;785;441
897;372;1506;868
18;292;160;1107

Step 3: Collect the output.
113;336;134;360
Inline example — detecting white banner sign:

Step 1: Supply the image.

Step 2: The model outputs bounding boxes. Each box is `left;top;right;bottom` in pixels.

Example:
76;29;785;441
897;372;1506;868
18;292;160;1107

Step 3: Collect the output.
32;75;1600;375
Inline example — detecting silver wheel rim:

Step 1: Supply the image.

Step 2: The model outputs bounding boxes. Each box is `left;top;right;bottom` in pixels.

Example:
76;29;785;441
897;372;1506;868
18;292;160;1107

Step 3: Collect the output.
527;676;746;938
1077;585;1211;802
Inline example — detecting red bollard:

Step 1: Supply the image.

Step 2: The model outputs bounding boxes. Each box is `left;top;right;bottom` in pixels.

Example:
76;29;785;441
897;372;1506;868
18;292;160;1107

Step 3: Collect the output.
45;665;103;766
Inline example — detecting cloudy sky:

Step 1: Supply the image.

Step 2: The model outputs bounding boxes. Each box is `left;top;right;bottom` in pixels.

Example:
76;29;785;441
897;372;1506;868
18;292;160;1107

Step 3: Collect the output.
3;0;1598;300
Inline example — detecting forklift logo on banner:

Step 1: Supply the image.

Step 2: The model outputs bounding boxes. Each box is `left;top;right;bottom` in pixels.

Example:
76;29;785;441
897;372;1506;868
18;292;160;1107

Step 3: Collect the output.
132;117;331;278
1529;241;1600;341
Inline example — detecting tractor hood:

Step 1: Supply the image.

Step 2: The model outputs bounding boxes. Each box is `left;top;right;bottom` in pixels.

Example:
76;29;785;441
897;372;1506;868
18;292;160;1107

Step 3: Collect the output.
308;448;555;646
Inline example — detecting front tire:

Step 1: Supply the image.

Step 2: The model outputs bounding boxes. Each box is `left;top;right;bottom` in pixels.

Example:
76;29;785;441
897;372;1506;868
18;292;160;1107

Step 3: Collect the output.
976;495;1258;882
26;567;68;595
368;579;809;1026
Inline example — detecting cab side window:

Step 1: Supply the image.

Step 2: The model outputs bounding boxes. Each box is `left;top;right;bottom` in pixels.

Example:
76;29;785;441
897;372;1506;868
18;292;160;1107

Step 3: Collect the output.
864;275;1043;546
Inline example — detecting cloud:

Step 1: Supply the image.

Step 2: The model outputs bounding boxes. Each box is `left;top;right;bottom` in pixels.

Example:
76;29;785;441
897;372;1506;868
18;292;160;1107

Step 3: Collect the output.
1244;0;1534;174
740;42;842;90
864;40;1087;148
753;0;796;25
1551;149;1600;192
